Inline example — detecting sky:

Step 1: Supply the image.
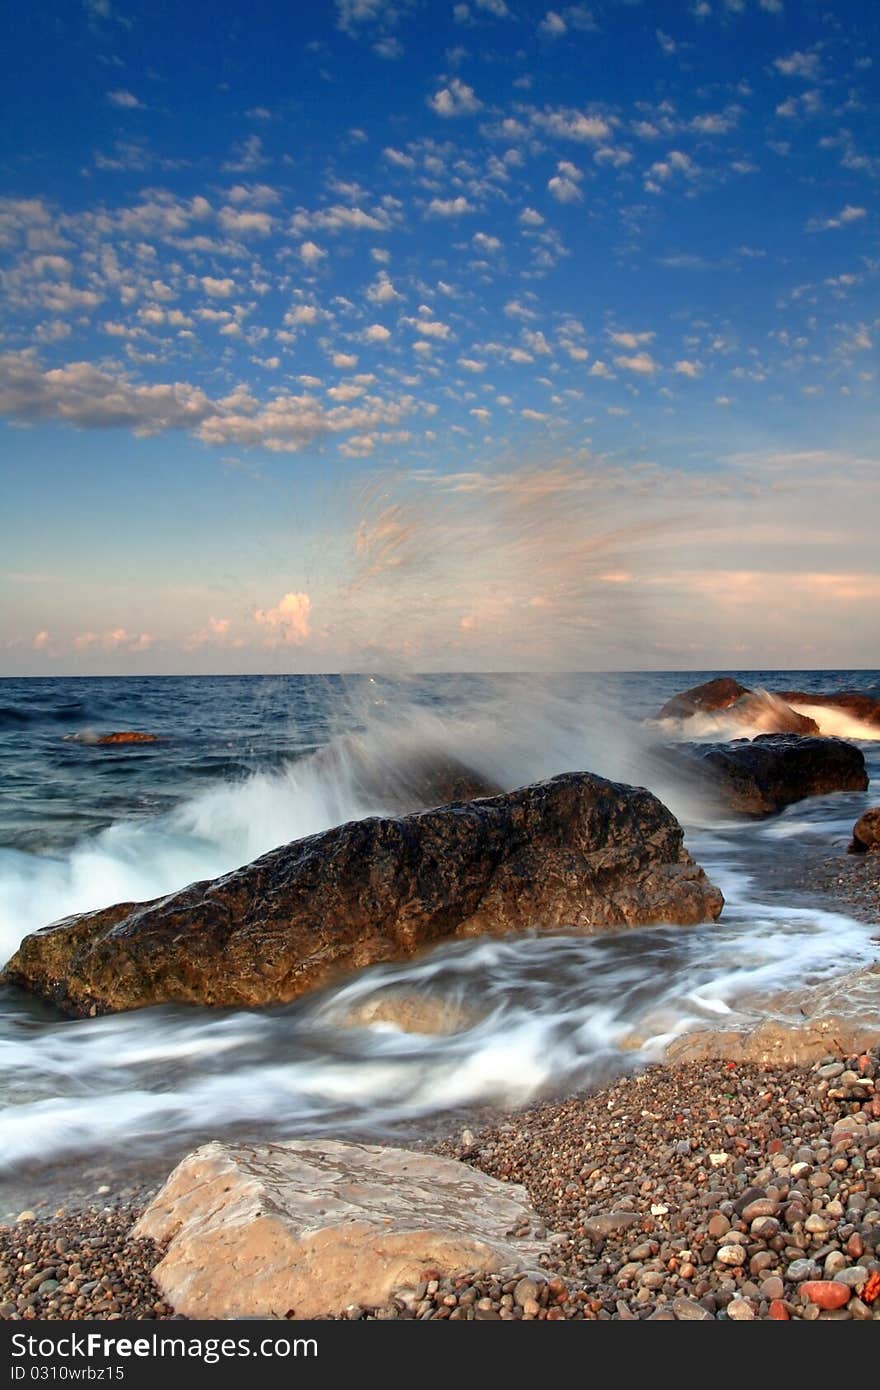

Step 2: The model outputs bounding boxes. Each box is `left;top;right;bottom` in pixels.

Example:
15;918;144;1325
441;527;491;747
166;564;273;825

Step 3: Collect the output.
1;0;878;675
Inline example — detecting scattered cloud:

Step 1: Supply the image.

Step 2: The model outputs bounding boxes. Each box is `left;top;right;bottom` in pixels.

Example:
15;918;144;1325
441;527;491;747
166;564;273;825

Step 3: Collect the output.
428;79;482;118
254;591;312;644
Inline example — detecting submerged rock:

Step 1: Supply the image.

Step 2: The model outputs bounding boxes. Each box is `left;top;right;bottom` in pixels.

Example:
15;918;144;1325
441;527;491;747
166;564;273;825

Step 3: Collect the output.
663;963;880;1064
3;771;723;1016
336;992;482;1035
133;1138;556;1320
677;734;868;817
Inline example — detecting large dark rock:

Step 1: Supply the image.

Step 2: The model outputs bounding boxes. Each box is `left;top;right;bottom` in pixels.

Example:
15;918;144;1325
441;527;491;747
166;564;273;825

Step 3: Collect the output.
679;735;869;817
657;677;750;720
776;691;880;731
3;772;724;1017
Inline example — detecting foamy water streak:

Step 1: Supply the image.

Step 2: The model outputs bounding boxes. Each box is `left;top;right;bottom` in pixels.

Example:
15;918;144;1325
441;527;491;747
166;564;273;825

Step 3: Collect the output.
0;848;875;1170
651;688;880;743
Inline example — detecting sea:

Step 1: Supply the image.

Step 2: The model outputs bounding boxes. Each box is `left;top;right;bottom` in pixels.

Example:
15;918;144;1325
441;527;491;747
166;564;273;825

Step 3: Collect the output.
0;670;878;1216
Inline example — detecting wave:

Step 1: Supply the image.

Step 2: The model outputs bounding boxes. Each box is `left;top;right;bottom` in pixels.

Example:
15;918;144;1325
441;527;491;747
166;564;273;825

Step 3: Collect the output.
0;701;91;729
651;688;880;744
1;870;874;1171
1;678;676;967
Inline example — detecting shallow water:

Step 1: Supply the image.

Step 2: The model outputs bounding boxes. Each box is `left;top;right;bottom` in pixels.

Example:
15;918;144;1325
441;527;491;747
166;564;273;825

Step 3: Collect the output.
0;670;878;1214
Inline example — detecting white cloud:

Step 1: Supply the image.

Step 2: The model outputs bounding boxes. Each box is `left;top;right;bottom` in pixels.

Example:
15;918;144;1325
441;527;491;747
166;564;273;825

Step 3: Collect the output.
0;351;414;455
609;330;655;348
428;79;482;118
519;207;545;226
107;89;143;109
504;298;537;319
299;240;327;266
218;207;274;236
539;11;567;36
532;108;612;143
333;352;359;368
73;628;154;652
222;135;267;173
284;304;320;326
292;204;392;234
254;592;312;645
200;276;235;298
774;50;821;80
473;232;502;254
614;351;658;375
402;314;451;339
366;270;402;303
458;357;486;372
548;161;584;202
808;205;867;231
362;323;392;343
674;359;703;377
425;195;476;217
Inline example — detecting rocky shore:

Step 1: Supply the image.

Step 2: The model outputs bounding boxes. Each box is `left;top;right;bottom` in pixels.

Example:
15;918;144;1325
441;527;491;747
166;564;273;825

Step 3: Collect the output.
2;1039;878;1322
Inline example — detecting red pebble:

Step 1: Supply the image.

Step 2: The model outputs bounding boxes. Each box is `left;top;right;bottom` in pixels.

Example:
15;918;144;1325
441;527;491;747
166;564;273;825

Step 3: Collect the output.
801;1281;850;1310
768;1300;789;1320
768;1138;784;1154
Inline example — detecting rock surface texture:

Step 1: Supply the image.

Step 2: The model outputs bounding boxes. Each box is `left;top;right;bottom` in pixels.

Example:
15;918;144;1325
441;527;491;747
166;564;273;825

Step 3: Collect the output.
132;1139;555;1320
3;771;724;1016
679;734;868;817
850;807;880;855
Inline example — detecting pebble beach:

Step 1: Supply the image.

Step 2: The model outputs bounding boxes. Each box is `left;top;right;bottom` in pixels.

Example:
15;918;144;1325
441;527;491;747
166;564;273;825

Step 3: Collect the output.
2;1034;877;1322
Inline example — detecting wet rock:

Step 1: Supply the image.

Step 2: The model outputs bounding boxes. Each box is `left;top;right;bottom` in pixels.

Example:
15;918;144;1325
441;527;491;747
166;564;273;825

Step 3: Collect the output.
677;735;868;818
3;771;723;1016
583;1211;641;1240
336;993;482;1035
775;690;880;731
801;1281;850;1311
657;678;750;720
133;1139;556;1320
94;732;159;745
850;807;880;856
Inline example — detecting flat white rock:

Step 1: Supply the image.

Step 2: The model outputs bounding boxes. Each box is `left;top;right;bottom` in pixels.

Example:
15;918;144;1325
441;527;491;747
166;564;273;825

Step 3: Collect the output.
133;1138;555;1319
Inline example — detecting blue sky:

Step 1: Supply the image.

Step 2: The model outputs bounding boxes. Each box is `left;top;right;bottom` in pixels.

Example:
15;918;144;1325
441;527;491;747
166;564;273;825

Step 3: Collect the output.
1;0;878;673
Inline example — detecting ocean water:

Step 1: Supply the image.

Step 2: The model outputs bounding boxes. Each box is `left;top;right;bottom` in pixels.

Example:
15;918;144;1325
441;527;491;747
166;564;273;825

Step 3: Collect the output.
0;670;878;1209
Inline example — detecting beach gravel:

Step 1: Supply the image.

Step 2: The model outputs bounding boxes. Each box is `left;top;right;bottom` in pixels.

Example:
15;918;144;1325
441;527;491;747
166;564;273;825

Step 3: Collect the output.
2;1043;878;1322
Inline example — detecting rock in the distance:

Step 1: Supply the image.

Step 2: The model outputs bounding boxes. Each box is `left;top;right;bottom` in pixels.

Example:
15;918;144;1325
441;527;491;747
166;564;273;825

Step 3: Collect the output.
133;1138;556;1320
94;732;159;745
3;771;724;1016
776;689;880;730
657;677;750;720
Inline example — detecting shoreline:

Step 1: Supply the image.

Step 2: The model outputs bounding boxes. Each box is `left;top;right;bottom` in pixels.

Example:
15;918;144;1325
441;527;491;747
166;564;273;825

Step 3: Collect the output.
2;1042;878;1321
